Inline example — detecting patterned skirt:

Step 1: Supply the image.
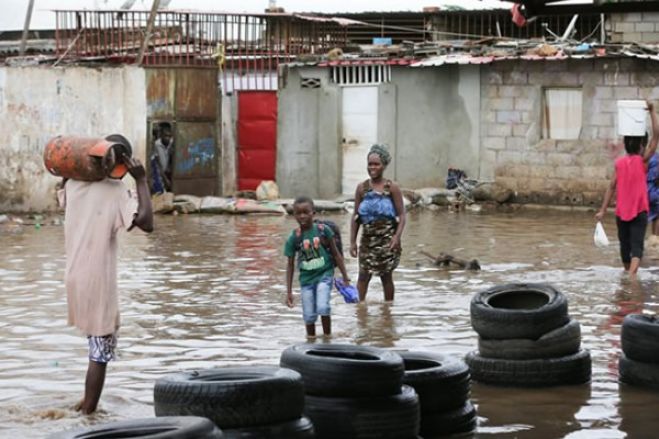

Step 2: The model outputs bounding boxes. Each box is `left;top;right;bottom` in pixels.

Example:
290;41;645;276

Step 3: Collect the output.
359;219;401;275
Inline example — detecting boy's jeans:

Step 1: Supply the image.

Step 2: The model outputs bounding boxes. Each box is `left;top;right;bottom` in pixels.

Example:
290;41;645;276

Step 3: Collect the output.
300;276;333;324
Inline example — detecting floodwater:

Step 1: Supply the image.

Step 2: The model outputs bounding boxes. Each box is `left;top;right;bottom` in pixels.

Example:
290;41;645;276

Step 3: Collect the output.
1;208;659;438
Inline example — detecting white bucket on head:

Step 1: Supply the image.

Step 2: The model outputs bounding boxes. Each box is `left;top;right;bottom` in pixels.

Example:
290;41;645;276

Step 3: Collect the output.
617;100;648;136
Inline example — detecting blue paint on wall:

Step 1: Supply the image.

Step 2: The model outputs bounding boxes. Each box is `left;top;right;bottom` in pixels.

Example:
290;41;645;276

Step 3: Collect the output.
176;138;215;174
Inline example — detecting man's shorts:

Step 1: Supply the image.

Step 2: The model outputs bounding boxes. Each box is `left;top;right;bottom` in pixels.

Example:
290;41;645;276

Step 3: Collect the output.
87;333;117;363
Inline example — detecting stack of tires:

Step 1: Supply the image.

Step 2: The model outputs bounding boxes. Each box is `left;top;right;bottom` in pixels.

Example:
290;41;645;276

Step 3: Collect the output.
153;366;314;438
280;343;420;439
48;417;223;439
399;351;477;437
619;314;659;389
466;283;591;386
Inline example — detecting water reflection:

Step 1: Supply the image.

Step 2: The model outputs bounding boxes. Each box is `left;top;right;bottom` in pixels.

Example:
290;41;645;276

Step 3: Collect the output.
354;303;399;347
474;384;591;438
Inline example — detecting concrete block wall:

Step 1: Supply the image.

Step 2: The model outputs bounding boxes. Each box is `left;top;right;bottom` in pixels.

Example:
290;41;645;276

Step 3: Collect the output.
0;66;147;212
481;58;659;206
607;12;659;43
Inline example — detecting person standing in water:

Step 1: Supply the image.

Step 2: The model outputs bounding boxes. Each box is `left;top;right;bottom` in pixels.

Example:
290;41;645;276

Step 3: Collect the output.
596;101;659;280
350;144;406;302
61;146;153;414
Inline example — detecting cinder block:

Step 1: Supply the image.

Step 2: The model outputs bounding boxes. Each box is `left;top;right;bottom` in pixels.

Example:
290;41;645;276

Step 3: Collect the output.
513;124;530;137
624;32;643;42
614;86;639;99
598;127;618;139
555;140;581;153
514;98;535;111
555;166;581;179
523;151;546;164
483;136;506;150
594;86;614;99
497;111;522;124
590;113;615;127
522;111;536;124
635;72;659;88
489;98;514;110
615;22;636;33
644;12;659;22
622;13;643;22
483;110;496;123
506;136;527;150
641;32;659;43
582;166;608;180
497;150;523;163
547;153;574;166
529;72;579;87
636;22;655;32
503;71;528;85
498;85;522;98
604;73;630;86
487;71;503;85
488;123;513;137
487;86;499;99
534;139;557;152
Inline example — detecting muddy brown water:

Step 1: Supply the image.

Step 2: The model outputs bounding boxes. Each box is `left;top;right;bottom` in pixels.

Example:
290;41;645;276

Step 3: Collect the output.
2;209;659;438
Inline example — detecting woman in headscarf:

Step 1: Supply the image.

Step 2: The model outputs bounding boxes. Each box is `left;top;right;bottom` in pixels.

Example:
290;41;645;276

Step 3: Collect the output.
350;144;406;302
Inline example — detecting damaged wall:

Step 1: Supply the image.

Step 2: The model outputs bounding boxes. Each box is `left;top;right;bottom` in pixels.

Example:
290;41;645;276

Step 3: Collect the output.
481;58;659;206
0;66;147;212
277;64;480;199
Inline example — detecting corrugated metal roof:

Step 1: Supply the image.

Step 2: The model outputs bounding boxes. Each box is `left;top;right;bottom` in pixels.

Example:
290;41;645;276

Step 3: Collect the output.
409;51;658;67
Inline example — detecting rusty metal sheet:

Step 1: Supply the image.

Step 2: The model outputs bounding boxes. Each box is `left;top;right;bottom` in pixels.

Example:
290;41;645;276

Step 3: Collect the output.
146;68;176;119
175;69;218;121
173;121;217;186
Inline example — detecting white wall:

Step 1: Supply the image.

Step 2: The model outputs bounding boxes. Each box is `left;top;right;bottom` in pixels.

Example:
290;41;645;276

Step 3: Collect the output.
0;66;147;212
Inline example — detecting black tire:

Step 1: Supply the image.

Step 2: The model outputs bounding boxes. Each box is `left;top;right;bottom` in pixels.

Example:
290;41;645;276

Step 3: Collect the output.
465;350;591;387
470;283;569;340
619;354;659;389
280;343;404;397
621;314;659;363
399;351;471;412
304;385;420;439
154;366;304;429
48;417;223;439
419;401;477;437
478;318;581;360
222;417;314;439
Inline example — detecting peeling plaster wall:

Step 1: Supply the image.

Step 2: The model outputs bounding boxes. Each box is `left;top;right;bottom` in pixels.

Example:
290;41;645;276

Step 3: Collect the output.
480;58;659;206
0;66;147;212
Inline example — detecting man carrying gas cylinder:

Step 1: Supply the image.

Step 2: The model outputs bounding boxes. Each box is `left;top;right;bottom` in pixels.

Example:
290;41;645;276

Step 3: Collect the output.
45;134;153;414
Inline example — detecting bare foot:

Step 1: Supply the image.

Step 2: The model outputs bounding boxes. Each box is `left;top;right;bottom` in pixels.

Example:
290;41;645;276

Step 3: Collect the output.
74;399;84;412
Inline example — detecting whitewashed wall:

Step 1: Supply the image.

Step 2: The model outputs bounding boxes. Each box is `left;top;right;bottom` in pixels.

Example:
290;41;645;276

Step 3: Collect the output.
0;66;147;212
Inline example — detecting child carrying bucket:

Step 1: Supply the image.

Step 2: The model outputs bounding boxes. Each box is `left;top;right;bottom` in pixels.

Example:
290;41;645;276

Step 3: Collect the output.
596;101;659;279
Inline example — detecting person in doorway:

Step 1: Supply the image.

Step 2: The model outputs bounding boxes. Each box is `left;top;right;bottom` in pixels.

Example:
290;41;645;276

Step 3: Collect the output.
350;144;406;302
284;196;350;338
596;101;659;280
60;147;153;414
150;122;174;193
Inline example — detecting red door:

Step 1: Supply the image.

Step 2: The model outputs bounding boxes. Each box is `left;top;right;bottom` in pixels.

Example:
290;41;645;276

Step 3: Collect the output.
237;91;277;191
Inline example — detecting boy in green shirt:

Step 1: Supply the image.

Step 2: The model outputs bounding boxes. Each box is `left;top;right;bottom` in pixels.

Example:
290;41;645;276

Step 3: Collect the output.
284;196;350;337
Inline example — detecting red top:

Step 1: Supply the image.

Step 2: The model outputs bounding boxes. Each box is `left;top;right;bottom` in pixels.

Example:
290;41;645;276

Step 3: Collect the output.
615;155;649;221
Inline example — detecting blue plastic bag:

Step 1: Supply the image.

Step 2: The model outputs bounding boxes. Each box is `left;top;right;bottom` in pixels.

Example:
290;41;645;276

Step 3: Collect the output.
334;278;359;304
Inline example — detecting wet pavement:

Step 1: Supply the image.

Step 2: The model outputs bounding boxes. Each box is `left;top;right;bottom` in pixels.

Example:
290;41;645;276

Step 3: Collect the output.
1;209;659;437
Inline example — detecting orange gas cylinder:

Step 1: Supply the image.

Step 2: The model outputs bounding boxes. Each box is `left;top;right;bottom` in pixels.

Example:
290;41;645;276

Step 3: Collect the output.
43;135;131;181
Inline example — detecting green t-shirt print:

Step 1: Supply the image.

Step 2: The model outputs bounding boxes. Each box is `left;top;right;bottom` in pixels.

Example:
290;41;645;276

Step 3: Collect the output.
284;224;335;286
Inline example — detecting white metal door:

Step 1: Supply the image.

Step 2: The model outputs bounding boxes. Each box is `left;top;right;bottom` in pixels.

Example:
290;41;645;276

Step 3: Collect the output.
342;86;378;195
